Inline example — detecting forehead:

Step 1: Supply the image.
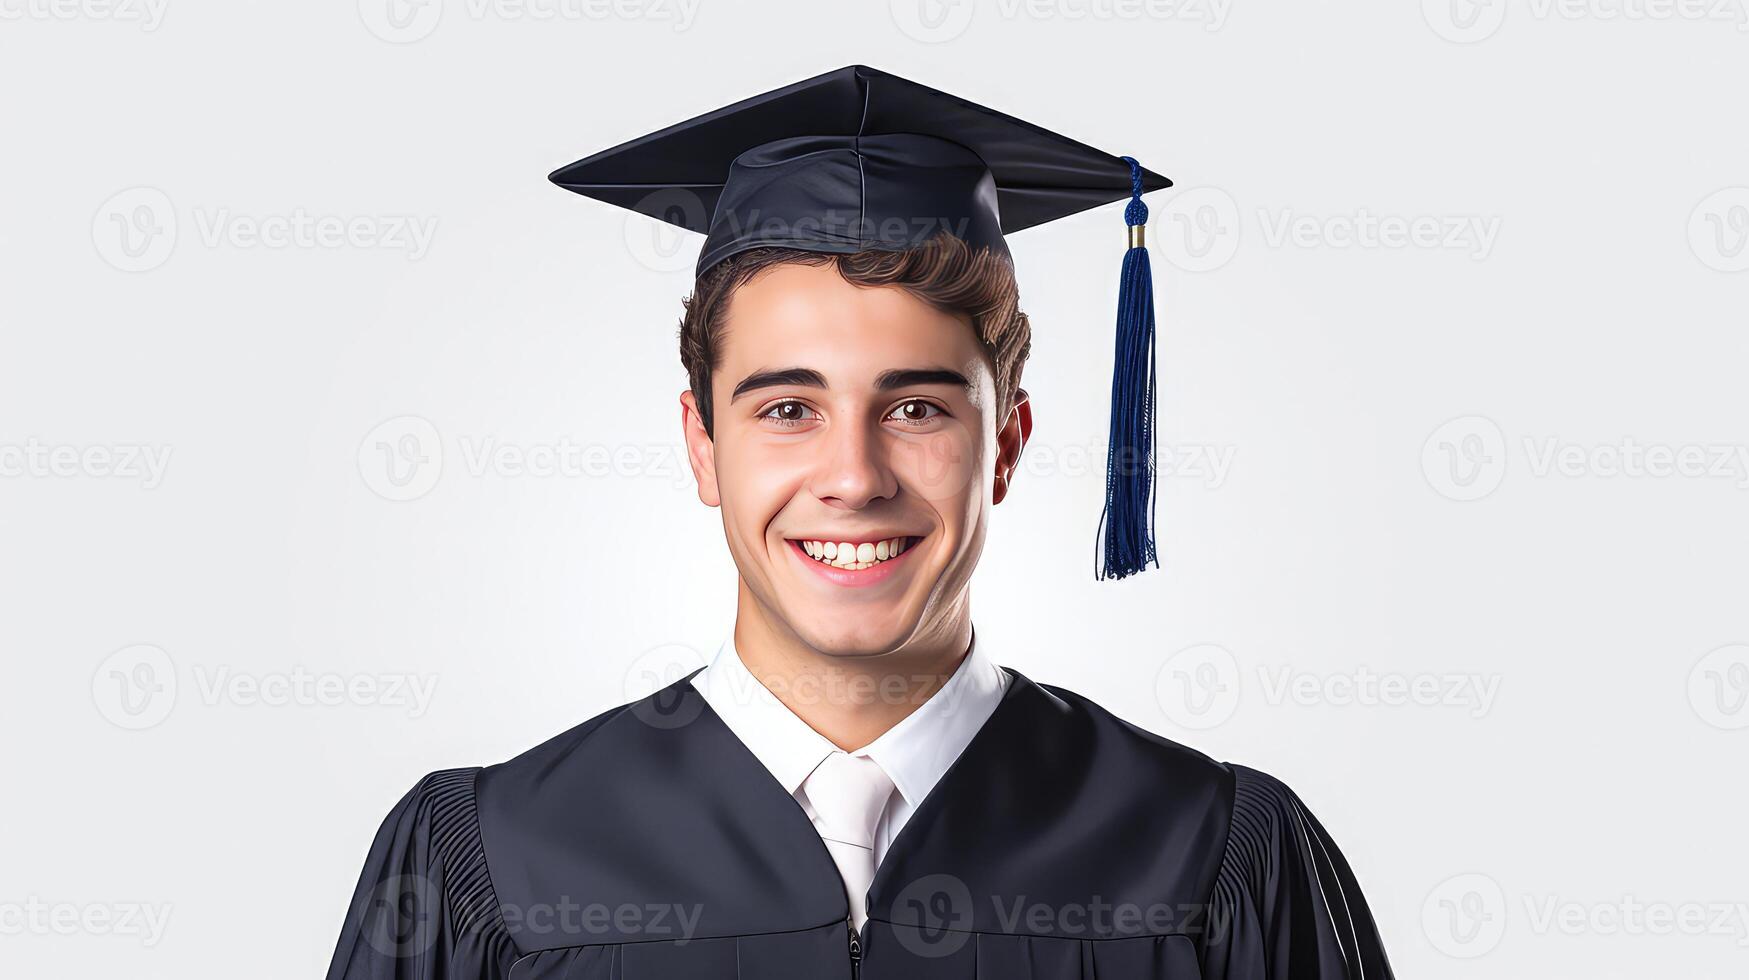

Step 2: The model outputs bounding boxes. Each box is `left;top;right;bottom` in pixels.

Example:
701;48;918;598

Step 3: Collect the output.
716;262;989;379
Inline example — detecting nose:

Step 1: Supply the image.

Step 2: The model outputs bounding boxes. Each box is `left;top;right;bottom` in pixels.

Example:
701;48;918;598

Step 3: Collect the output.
809;416;899;510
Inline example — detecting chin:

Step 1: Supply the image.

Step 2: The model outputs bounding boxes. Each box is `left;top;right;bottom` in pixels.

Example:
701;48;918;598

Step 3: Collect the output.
790;615;916;660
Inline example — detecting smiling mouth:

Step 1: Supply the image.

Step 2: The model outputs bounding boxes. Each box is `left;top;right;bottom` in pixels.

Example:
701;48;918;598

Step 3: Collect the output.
786;535;924;571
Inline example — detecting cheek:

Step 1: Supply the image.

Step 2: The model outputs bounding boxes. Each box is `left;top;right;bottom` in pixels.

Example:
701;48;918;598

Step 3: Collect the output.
720;439;813;526
893;429;984;507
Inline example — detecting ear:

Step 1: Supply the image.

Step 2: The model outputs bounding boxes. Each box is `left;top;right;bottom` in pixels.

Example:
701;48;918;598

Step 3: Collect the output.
992;387;1033;506
681;389;721;507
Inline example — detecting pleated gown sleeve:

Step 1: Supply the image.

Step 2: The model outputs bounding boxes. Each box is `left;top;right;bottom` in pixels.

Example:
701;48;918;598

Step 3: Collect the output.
325;768;518;980
1201;765;1396;980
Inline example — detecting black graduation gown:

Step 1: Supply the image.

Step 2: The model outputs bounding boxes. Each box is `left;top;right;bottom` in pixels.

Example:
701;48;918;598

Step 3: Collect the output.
326;670;1395;980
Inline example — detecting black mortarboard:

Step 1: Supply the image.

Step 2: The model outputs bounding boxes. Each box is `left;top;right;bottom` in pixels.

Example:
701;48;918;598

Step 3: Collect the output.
550;65;1169;580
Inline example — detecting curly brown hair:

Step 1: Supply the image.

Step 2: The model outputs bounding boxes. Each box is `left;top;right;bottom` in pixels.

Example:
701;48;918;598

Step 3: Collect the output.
679;232;1031;437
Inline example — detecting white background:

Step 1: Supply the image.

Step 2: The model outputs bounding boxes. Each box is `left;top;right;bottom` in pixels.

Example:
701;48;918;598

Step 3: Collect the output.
3;1;1747;977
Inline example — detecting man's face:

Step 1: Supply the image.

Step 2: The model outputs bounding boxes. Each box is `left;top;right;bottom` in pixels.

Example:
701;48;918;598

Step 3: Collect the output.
682;261;1028;659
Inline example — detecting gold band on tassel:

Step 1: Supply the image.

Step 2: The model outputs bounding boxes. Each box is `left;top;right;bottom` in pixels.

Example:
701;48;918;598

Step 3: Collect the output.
1127;224;1146;249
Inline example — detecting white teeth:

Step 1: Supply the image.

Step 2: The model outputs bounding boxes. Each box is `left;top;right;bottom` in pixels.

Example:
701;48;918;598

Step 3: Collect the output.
795;536;916;569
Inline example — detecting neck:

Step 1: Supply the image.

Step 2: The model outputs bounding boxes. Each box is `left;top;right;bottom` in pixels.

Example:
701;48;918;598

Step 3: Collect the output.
733;584;974;751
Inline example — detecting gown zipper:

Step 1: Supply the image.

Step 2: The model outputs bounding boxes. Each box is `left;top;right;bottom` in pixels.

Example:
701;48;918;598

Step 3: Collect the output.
847;918;863;979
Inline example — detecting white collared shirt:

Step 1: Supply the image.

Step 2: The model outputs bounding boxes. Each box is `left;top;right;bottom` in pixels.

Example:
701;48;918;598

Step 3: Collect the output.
690;628;1011;867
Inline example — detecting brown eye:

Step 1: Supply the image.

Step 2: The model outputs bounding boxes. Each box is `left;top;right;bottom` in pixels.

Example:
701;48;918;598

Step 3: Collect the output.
889;400;942;425
760;400;818;426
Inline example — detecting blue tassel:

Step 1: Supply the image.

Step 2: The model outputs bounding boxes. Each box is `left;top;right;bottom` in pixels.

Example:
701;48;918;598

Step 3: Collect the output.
1095;157;1160;581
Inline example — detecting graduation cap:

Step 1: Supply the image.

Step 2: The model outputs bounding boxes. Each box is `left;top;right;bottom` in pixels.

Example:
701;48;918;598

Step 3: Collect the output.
550;65;1169;581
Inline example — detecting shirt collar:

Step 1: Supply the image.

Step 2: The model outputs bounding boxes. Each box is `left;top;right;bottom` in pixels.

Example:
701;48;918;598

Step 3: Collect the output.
690;628;1010;810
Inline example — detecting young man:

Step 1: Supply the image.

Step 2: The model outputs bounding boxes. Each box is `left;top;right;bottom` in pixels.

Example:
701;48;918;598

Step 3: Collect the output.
326;66;1394;980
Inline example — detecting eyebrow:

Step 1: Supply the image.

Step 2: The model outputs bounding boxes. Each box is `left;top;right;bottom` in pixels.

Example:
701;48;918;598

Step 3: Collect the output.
729;366;972;403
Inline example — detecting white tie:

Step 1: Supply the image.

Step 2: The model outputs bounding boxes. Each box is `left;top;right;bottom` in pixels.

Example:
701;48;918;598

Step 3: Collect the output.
802;752;895;932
